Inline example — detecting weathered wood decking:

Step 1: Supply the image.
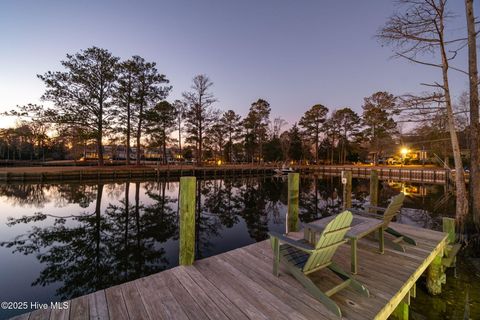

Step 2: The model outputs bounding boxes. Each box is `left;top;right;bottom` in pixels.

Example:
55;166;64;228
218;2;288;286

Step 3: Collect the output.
11;221;447;320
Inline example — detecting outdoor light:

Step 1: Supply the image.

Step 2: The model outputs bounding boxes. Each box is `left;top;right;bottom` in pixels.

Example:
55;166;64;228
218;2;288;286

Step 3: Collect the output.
400;147;409;156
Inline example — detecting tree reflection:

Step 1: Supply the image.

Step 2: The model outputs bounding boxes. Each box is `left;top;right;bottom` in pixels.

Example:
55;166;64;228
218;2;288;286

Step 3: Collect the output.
238;177;270;241
2;184;110;299
54;183;98;208
0;184;51;207
299;176;343;222
0;183;98;208
203;178;241;228
104;180;178;281
194;179;223;258
261;176;285;224
1;181;178;301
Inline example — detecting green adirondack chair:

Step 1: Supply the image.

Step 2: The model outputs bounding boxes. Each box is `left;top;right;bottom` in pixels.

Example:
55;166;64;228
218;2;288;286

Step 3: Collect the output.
350;192;416;252
269;210;369;318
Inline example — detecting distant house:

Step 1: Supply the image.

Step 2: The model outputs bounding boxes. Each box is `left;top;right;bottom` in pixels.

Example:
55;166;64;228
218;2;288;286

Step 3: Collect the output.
144;147;182;162
114;146;138;160
82;145;137;160
144;148;163;161
80;145;184;162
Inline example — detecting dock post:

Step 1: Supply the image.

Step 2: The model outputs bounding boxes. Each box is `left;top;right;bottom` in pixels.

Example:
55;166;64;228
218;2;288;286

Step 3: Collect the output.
342;171;352;210
391;301;409;320
287;173;300;233
426;249;446;295
442;217;460;277
426;218;457;294
369;170;379;212
442;217;456;244
179;176;196;266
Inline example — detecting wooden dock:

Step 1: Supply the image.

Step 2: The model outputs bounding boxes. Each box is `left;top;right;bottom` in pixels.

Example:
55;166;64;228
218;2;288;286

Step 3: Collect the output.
297;165;450;185
12;221;447;320
0;165;275;183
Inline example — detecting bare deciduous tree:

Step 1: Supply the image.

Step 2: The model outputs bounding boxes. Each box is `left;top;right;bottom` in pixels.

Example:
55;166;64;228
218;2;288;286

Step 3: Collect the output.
378;0;468;226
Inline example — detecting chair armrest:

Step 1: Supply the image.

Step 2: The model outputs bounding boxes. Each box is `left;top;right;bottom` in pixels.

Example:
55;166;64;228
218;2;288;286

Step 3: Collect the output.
268;231;314;253
348;207;384;218
352;212;382;219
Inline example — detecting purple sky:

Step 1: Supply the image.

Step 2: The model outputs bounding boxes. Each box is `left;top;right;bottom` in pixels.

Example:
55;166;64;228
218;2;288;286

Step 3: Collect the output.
0;0;473;130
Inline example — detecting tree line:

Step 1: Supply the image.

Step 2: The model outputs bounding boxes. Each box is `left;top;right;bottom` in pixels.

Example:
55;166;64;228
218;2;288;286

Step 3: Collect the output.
0;73;463;168
1;46;402;167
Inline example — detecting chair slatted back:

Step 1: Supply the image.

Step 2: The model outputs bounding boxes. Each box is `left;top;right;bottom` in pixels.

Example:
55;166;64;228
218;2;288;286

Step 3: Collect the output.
302;211;352;273
382;193;405;229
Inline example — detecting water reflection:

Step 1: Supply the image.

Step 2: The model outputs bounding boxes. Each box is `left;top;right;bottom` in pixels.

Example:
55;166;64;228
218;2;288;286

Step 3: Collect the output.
0;175;458;319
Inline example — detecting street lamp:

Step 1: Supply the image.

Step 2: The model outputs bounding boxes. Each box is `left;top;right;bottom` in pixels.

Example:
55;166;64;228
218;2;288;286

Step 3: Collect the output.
400;147;409;166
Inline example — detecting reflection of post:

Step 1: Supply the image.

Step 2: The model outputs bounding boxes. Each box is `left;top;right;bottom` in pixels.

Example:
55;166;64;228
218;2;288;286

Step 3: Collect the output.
369;170;379;212
179;176;196;266
95;184;104;272
287;173;300;234
342;171;352;210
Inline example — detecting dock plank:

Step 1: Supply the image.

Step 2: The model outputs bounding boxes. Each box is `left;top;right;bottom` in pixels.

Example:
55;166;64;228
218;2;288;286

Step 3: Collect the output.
87;291;108;320
69;296;89;320
27;308;51;320
178;266;249;320
193;261;271;320
121;281;150;320
135;274;189;320
49;306;69;320
170;267;230;320
105;285;128;320
159;271;209;320
8;314;30;320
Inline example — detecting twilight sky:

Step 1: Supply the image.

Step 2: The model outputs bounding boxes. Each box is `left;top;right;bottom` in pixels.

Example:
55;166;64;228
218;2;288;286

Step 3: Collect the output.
0;0;473;130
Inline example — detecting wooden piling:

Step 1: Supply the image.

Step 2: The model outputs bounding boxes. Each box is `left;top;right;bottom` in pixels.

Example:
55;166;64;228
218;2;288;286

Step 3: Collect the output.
391;301;409;320
342;171;352;210
441;217;461;276
426;249;446;295
287;172;300;233
369;170;379;212
179;176;196;266
442;217;456;244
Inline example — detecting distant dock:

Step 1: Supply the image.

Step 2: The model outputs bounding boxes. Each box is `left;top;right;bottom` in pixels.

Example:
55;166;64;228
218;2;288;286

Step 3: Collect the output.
297;165;451;184
13;221;447;320
0;164;450;184
0;164;275;183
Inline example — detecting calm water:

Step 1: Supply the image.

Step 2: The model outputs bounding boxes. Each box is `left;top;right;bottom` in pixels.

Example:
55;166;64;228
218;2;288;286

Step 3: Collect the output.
0;175;478;319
